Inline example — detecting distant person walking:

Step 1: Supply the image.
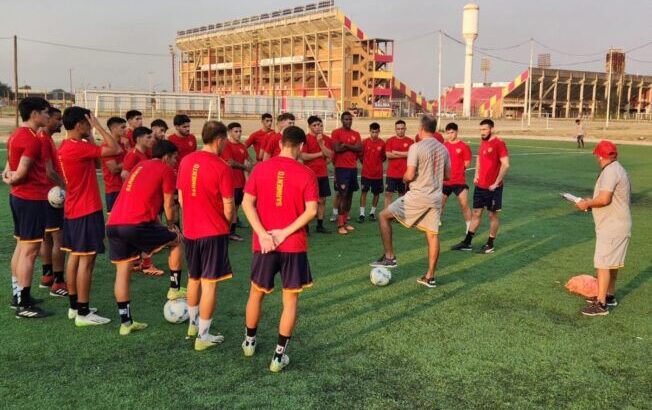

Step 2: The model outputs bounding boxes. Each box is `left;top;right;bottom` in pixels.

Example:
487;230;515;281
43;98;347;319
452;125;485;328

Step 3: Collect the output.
575;140;631;316
575;119;585;149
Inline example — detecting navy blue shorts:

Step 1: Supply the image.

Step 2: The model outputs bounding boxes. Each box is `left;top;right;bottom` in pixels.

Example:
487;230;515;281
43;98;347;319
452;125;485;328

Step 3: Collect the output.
335;168;359;195
45;203;64;232
105;192;119;213
251;252;312;293
385;177;407;195
317;176;331;198
62;211;106;255
361;177;383;194
443;184;469;197
10;194;47;242
473;186;503;212
185;234;232;281
234;188;244;207
107;222;177;263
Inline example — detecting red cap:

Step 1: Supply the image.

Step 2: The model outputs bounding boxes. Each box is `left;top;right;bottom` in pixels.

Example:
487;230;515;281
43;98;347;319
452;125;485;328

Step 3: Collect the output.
593;140;618;159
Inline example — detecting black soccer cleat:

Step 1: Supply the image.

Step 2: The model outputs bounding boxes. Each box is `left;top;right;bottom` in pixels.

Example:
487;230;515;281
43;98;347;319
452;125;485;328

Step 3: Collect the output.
369;213;376;222
451;241;473;251
477;244;495;254
15;305;51;319
585;295;618;307
315;226;331;234
9;295;44;310
370;255;397;268
358;215;365;223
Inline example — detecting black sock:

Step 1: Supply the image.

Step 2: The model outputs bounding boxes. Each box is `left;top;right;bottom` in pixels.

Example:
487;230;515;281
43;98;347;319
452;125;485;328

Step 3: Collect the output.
54;271;64;283
117;301;132;324
317;219;323;228
274;334;291;359
69;294;78;310
230;223;236;234
19;286;31;307
464;231;475;245
77;302;90;316
487;236;495;247
42;264;53;277
170;270;181;290
246;327;257;337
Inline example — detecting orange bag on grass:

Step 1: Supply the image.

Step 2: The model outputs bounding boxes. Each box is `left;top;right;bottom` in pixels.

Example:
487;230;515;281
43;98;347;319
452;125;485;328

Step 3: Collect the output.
565;274;598;297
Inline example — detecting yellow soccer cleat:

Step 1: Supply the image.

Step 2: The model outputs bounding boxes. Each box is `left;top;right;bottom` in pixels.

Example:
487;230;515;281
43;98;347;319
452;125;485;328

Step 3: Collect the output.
194;334;224;352
119;321;148;336
167;287;187;300
186;323;198;340
269;354;290;373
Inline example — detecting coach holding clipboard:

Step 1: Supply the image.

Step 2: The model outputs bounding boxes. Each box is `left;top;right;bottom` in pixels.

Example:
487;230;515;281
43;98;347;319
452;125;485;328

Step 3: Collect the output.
575;140;632;317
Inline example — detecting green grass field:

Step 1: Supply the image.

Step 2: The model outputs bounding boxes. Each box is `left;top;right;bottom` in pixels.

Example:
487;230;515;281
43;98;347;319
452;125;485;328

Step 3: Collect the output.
1;138;650;409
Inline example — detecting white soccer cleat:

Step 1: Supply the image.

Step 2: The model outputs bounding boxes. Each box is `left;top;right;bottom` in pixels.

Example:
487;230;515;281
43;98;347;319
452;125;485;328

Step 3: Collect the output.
75;312;111;327
242;339;257;357
269;354;290;373
68;307;98;319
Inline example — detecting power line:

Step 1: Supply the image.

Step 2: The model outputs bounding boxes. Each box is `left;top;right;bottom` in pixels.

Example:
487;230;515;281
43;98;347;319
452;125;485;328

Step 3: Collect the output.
19;37;168;57
533;39;604;57
627;55;652;64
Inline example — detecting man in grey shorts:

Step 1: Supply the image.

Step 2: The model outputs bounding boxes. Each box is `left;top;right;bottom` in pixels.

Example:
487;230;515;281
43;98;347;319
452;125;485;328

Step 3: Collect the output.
370;115;451;288
576;140;631;316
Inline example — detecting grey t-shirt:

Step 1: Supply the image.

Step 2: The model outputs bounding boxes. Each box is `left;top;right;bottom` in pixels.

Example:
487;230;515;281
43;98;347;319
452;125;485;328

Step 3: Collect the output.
404;137;450;208
592;161;631;236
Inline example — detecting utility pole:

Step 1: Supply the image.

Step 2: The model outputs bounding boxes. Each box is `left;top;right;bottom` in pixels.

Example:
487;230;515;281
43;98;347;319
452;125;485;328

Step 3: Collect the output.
169;45;176;92
527;38;534;127
605;49;613;129
437;30;442;130
68;68;73;106
271;53;276;125
13;35;19;128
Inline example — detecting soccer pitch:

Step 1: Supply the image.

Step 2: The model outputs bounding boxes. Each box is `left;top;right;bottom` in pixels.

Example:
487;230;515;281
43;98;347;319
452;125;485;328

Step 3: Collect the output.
1;138;650;408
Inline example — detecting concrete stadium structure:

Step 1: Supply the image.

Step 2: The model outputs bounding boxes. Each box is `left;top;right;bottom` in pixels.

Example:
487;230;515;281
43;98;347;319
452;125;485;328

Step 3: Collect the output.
174;1;434;118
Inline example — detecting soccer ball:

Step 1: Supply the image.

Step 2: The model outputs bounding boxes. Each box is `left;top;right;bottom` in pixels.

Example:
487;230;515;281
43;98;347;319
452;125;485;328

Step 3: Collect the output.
163;298;189;324
47;186;65;208
370;267;392;286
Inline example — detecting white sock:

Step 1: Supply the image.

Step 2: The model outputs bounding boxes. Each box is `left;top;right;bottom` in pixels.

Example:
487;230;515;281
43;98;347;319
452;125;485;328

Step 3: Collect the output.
11;276;18;297
370;207;376;215
360;207;365;217
188;305;199;327
198;318;212;340
332;208;338;216
465;221;471;233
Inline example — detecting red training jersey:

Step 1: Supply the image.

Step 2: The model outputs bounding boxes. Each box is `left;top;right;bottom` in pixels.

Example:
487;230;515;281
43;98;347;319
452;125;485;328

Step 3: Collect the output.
416;132;444;144
477;136;509;189
8;127;49;200
101;140;127;194
58;139;103;219
125;128;134;147
122;148;150;173
444;140;472;186
244;156;318;253
177;151;234;239
221;140;250;189
361;137;386;179
168;134;197;165
263;132;282;158
331;127;361;169
385;136;414;179
107;159;176;225
245;129;274;159
37;130;60;190
301;133;332;178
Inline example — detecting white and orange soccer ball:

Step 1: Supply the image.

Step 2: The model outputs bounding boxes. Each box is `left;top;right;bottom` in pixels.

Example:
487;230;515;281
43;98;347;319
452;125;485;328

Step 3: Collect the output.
163;298;189;323
370;267;391;286
47;186;65;209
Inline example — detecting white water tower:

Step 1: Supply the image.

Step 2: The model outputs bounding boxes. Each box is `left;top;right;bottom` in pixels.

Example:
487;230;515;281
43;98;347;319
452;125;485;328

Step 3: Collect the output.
462;3;479;117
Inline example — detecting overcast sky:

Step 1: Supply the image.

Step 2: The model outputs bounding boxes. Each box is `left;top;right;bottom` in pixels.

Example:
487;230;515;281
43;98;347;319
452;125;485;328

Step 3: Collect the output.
1;0;650;99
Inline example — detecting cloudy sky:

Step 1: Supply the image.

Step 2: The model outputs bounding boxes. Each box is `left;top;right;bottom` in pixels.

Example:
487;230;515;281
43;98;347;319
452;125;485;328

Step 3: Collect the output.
1;0;650;98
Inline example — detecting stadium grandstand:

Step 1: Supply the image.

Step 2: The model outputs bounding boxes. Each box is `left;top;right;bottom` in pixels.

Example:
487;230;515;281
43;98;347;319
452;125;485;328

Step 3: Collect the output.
175;0;435;118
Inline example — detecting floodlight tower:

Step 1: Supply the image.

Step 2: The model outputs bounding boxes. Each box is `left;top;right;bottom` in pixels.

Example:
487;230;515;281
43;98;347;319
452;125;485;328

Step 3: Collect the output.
462;3;479;117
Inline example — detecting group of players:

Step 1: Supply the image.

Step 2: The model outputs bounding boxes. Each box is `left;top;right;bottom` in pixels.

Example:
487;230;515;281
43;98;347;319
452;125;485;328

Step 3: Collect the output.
5;96;510;372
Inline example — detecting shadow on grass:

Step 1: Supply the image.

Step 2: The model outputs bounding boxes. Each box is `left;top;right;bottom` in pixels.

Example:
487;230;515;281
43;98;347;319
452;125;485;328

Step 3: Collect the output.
304;212;593;350
618;265;652;301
